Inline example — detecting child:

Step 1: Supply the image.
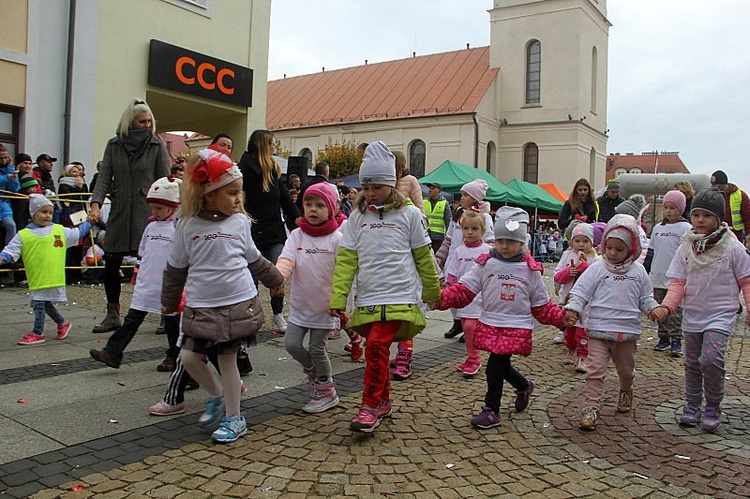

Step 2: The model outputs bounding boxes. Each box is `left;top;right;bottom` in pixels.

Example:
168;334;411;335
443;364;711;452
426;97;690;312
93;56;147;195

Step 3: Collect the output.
329;141;440;433
90;177;182;371
443;210;492;376
563;214;660;430
643;190;691;356
0;194;91;345
652;188;750;432
435;206;564;429
161;148;284;443
614;194;650;263
276;182;347;413
554;222;599;372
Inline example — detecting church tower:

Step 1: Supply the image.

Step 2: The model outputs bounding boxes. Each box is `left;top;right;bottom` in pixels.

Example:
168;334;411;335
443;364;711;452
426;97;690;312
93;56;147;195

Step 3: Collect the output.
488;0;610;189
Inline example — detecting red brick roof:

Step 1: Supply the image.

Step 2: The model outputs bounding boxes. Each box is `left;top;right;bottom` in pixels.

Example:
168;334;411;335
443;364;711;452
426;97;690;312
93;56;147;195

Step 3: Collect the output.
606;152;689;179
267;47;498;131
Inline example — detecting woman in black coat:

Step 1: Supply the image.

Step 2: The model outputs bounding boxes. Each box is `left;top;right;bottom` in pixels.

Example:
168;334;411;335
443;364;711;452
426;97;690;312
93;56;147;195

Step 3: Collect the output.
558;178;598;230
237;130;299;333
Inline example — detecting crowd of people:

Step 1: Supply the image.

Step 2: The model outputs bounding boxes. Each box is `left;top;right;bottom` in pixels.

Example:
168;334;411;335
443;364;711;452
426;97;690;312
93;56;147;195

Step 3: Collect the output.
1;97;748;444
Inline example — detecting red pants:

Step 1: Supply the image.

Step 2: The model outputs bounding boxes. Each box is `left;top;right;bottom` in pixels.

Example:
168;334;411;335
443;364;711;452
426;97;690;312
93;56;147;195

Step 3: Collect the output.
461;318;479;360
564;326;589;357
361;321;400;408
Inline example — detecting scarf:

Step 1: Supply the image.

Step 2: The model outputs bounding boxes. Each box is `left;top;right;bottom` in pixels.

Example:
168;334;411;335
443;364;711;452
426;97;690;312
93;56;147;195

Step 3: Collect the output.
118;128;152;161
602;254;634;275
296;212;346;237
679;223;733;290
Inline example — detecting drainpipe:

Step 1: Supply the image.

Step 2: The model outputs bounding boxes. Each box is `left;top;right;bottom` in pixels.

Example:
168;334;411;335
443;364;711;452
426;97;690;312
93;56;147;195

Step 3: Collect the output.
63;0;77;164
472;112;479;168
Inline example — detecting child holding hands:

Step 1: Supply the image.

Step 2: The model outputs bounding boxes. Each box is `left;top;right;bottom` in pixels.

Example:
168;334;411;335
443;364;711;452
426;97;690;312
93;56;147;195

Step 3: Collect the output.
435;207;564;429
330;141;440;433
564;214;661;430
652;189;750;431
277;182;347;413
161;148;283;443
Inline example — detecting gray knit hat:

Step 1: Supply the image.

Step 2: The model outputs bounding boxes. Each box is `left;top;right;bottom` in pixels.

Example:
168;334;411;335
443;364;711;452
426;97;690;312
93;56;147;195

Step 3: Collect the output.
615;194;648;219
570;222;594;244
493;206;529;243
690;188;726;221
359;141;396;187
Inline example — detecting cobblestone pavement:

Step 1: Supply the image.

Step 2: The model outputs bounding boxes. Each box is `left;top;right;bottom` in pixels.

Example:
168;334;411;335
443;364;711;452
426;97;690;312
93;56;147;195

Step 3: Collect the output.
1;266;749;498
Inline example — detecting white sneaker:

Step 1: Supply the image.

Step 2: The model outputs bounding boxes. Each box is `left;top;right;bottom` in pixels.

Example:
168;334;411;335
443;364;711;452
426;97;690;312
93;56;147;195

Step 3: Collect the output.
553;331;565;344
273;313;287;333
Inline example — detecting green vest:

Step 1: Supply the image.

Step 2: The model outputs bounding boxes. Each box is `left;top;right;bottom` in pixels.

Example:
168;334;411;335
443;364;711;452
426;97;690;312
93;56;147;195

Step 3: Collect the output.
18;225;67;291
424;198;447;235
729;190;744;231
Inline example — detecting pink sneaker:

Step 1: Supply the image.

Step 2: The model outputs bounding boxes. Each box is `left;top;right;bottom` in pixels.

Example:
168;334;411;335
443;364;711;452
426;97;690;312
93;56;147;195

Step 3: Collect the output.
349;335;363;361
460;358;481;377
56;320;72;340
148;400;186;416
18;332;45;345
564;349;576;364
328;329;341;339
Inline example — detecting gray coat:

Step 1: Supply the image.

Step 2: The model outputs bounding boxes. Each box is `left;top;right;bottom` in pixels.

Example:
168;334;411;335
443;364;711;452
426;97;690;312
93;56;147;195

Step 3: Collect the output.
92;135;170;253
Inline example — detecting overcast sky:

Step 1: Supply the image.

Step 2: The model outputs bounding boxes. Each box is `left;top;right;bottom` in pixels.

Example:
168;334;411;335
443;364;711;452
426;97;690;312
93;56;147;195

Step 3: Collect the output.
268;0;750;188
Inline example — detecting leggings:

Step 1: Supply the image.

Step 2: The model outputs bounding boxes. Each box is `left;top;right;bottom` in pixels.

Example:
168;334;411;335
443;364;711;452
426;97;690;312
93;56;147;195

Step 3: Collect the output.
484;353;529;413
684;330;729;407
284;323;332;380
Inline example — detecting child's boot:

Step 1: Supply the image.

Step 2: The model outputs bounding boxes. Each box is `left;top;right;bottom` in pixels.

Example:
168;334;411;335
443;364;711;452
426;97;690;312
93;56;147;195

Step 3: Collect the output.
575;356;588;373
92;303;122;333
392;342;413;380
564;349;576;364
701;405;722;432
303;378;339;413
679;404;702;427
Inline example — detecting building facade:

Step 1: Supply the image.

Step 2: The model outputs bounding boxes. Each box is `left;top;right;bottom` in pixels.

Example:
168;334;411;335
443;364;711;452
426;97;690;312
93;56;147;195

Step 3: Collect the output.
267;0;610;189
0;0;271;182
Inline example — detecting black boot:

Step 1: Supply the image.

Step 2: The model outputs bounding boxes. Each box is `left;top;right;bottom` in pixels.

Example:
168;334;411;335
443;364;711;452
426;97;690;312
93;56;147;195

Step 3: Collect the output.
444;319;463;338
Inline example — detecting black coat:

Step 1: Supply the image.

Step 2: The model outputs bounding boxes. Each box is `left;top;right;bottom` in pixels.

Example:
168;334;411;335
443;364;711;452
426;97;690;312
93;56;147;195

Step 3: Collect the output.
558;198;598;229
596;194;625;223
238;152;299;248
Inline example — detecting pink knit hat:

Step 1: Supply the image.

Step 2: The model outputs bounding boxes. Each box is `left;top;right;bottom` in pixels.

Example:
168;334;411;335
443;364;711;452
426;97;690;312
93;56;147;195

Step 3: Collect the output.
461;179;488;203
663;190;686;214
304;182;339;219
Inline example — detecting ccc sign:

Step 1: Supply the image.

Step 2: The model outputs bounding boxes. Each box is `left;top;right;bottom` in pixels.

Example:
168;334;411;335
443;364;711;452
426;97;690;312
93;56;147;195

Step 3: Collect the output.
148;40;253;107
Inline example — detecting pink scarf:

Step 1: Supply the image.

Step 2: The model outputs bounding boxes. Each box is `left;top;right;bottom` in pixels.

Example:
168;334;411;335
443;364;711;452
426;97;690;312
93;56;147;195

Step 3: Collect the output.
296;212;346;237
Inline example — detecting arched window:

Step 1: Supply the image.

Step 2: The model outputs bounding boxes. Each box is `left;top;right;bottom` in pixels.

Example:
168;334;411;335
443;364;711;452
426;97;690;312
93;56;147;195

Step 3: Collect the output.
486;141;496;173
614;168;627;177
590;47;598;114
525;40;541;104
299;148;313;169
409;139;426;178
523;143;538;183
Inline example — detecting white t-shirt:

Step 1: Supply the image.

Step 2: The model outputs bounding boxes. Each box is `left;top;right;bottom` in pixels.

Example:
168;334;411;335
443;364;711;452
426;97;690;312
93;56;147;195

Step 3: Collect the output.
445;241;492;318
280;227;342;329
168;214;261;308
666;237;750;333
569;259;654;335
445;212;494;257
130;220;174;314
648;221;691;289
339;204;429;306
459;256;551;330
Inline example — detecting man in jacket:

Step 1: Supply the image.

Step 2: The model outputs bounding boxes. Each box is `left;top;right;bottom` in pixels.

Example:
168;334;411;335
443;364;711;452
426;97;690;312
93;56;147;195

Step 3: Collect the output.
710;169;750;249
596;179;625;223
423;183;452;253
33;154;57;193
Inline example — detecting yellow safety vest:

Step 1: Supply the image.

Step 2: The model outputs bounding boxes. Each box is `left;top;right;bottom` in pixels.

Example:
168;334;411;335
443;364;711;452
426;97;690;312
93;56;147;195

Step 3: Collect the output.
18;225;67;291
424;198;447;235
729;190;744;231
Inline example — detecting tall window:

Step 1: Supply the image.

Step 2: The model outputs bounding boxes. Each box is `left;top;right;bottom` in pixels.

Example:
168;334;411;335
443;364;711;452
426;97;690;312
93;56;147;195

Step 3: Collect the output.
409;139;426;178
523;143;539;183
486;141;496;173
590;47;598;114
525;40;541;104
0;106;19;159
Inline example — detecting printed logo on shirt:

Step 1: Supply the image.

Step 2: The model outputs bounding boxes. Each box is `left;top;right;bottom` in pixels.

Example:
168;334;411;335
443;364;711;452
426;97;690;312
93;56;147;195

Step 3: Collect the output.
501;283;516;301
362;222;398;230
487;273;526;284
601;275;639;282
192;232;240;242
298;247;334;255
148;233;174;242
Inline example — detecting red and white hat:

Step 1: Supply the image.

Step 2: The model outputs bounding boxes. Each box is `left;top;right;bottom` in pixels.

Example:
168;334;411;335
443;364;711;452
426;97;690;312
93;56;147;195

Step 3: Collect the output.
146;176;181;207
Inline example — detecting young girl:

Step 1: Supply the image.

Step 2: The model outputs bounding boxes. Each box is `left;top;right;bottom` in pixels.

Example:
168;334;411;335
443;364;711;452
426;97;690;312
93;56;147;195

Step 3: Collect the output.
161;148;283;443
0;195;91;344
643;190;691;356
435;179;494;340
90;176;181;371
564;214;661;430
276;182;347;413
435;207;565;429
652;188;750;432
330;141;440;433
554;222;599;372
444;210;492;376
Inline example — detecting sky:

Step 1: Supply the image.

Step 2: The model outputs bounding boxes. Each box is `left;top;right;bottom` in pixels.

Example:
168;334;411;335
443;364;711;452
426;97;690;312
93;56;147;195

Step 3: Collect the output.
268;1;750;188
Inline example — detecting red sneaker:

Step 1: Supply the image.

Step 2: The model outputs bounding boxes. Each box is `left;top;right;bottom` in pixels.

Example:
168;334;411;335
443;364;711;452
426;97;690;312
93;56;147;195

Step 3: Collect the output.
18;332;45;345
349;335;363;361
56;320;72;340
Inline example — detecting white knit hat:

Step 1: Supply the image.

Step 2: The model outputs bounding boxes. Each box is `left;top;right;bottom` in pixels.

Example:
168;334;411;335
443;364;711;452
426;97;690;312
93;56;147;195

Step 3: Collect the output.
493;206;529;243
461;179;488;203
359;141;396;187
570;223;594;244
29;193;53;217
146;176;182;208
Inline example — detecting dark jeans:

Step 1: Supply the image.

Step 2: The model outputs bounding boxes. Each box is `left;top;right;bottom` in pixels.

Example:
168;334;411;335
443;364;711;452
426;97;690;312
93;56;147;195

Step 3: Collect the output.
484;353;529;413
256;243;284;314
32;300;65;335
103;252;129;304
104;308;180;360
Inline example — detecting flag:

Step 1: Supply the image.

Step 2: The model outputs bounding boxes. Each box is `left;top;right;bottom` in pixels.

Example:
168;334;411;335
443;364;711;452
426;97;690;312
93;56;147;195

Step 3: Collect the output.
653;152;659;174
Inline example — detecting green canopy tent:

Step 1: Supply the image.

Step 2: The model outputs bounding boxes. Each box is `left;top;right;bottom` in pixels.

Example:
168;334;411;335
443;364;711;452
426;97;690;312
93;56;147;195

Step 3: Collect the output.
504;178;564;214
419;160;528;206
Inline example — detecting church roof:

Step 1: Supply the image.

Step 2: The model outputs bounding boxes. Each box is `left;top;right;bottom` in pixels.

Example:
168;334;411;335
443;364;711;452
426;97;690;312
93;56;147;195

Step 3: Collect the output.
266;46;498;131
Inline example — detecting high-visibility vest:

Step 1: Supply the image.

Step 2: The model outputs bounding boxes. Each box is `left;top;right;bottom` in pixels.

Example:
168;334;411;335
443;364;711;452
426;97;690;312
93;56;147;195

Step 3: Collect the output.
18;225;67;291
424;198;447;235
729;190;745;231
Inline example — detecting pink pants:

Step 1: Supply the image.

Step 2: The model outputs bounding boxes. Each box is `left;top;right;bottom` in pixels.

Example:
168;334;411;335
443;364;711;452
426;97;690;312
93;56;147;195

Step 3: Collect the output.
461;318;479;361
564;326;589;357
583;338;636;409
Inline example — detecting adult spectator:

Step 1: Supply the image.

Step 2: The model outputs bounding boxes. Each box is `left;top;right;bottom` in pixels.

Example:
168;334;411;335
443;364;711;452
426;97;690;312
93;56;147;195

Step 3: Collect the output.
673;181;695;220
87;98;170;333
33;154;58;193
338;185;352;216
0;150;19;247
210;133;234;159
89;161;103;194
394;151;424;214
0;144;11;169
423;182;452;253
710;169;750;249
287;173;301;191
57;164;88;224
297;161;329;210
12;153;35;181
596;179;625;223
171;158;186;179
238;129;299;333
558;178;598;230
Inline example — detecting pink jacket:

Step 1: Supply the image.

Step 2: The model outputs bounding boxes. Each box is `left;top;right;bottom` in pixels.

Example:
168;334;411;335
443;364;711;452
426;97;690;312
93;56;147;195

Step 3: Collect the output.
396;175;425;214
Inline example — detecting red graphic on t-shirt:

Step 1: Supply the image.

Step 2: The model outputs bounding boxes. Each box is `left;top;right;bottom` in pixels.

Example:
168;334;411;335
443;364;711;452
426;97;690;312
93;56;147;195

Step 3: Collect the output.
501;283;516;301
53;235;63;248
